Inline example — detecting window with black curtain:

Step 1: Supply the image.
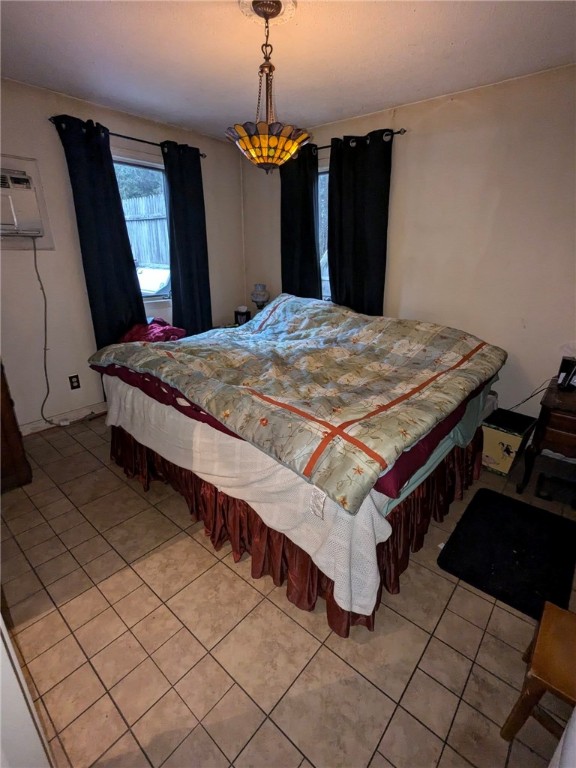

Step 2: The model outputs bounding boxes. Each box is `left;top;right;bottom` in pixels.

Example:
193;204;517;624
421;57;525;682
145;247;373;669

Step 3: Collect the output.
327;129;394;316
52;114;146;349
279;143;322;300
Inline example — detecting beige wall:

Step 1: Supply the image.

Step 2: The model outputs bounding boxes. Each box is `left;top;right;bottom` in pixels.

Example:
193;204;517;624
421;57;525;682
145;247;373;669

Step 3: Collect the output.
1;80;245;430
2;68;574;429
243;66;576;416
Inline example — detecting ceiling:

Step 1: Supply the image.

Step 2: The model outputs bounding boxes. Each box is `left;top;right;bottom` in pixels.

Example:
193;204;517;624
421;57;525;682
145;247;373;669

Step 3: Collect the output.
1;1;575;140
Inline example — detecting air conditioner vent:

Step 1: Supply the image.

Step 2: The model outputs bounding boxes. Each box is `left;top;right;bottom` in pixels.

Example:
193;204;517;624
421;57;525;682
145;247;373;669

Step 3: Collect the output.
0;167;44;237
10;176;32;190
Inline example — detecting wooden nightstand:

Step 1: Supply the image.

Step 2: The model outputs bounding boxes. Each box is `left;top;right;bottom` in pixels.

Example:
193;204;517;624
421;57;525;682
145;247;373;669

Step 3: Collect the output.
517;378;576;494
1;364;32;492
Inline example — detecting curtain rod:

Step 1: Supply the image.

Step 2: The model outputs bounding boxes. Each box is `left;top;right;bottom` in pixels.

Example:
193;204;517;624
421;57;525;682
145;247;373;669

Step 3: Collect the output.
48;118;206;157
315;128;406;151
115;127;405;156
109;131;207;158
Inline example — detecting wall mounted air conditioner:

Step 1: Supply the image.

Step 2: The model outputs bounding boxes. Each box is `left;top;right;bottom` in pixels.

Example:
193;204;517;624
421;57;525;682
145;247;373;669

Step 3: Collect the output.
1;168;44;237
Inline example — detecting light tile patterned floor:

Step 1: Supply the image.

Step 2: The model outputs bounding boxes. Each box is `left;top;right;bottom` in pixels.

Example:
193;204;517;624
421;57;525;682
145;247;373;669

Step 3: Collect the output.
1;416;575;768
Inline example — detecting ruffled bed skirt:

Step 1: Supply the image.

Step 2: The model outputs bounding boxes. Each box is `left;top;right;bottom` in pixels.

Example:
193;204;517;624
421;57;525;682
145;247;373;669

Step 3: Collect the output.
111;426;483;637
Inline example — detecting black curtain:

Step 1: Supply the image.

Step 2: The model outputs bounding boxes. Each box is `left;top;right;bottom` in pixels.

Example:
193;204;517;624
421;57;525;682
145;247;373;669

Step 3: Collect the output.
279;144;321;299
327;128;394;315
52;115;146;349
161;141;212;334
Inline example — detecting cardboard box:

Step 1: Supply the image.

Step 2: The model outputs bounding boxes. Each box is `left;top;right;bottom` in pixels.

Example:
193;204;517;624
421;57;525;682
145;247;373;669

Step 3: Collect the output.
482;409;536;475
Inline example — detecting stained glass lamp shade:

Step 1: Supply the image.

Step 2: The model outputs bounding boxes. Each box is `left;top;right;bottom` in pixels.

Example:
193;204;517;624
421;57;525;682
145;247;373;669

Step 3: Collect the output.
225;1;310;173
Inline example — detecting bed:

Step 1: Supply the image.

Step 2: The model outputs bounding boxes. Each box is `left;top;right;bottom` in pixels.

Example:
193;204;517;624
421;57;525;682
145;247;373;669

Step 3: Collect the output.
90;294;507;637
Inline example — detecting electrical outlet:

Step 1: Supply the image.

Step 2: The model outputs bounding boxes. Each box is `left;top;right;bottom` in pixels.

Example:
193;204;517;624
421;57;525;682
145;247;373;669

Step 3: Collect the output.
69;374;80;390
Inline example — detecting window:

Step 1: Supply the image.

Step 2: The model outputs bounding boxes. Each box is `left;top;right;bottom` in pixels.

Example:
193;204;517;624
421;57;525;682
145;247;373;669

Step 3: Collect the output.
114;161;171;298
318;170;331;300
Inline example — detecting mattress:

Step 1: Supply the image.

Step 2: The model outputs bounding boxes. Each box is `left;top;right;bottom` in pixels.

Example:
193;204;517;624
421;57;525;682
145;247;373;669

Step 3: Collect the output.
104;374;490;614
91;294;507;515
96;361;486;499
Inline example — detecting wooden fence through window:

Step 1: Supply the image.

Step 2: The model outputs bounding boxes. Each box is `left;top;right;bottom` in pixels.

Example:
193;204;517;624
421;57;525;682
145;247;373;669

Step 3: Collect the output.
121;195;169;267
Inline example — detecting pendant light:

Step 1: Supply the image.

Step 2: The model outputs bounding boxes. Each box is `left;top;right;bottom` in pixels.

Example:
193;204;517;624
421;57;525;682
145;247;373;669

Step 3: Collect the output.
225;0;310;173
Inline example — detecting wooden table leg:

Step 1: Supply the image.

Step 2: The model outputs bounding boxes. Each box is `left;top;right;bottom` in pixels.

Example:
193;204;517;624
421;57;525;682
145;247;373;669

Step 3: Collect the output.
501;677;546;741
517;444;538;494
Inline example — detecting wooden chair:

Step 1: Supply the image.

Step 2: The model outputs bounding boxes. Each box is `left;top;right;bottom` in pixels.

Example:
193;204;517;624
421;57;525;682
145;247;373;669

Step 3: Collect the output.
501;602;576;741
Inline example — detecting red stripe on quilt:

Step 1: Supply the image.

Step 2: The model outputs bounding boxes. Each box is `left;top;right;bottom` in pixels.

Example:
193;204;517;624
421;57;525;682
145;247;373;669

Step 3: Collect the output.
253;295;293;333
246;389;388;470
302;341;486;478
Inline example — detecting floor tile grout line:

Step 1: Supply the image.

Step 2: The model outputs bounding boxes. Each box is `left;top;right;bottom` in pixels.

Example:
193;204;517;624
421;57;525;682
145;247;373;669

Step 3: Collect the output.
218;548;472;764
381;483;519;750
2;578;47;613
458;678;564;756
10;506;231;668
49;734;73;768
9;426;567;768
26;586;145;703
436;594;557;763
471;651;525;696
113;676;197;767
261;591;332;645
406;553;460;589
46;642;161;767
4;511;51;540
402;554;460;588
158;723;230;768
104;603;269;750
44;624;150;717
156;684;252;767
482;626;537;657
24;456;104;491
229;560;332;635
1;500;46;526
67;535;114;567
372;578;460;767
7;554;121;641
12;443;475;647
59;689;134;768
11;460;133;582
423;560;541;631
73;491;208;580
4;585;62;640
414;665;467;705
24;497;194;602
139;651;230;756
317;633;396;708
86;729;154;768
263;642;327;766
12;619;75;669
27;609;121;704
439;598;512;768
21;544;552;760
207;595;320;713
221;713;306;768
2;496;483;656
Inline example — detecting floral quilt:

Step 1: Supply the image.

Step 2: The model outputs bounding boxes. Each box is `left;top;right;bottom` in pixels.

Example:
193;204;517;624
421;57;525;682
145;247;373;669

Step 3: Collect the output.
90;294;507;514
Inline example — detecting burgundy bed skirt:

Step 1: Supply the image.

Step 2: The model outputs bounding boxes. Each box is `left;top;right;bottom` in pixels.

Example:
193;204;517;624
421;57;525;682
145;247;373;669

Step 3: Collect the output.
111;426;483;637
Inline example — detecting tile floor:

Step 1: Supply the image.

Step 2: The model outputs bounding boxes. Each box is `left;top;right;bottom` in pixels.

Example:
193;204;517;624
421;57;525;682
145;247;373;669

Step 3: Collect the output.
2;416;575;768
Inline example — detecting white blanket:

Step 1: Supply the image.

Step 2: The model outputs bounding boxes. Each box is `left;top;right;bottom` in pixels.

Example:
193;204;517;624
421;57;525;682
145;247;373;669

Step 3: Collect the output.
104;376;393;615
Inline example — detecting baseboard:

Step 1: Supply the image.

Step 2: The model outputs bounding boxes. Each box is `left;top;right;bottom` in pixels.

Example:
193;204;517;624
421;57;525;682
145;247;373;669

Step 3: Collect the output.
20;402;108;436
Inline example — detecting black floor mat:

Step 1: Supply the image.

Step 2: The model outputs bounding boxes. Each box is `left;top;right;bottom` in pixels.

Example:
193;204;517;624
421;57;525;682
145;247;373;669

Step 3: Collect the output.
437;488;576;620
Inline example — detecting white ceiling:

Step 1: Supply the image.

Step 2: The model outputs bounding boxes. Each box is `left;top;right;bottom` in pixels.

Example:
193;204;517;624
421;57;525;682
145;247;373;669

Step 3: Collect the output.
1;1;575;140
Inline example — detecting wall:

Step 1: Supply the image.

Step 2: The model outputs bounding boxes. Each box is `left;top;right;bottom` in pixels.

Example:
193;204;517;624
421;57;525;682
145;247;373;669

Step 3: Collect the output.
243;66;576;417
1;80;245;430
1;617;52;768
